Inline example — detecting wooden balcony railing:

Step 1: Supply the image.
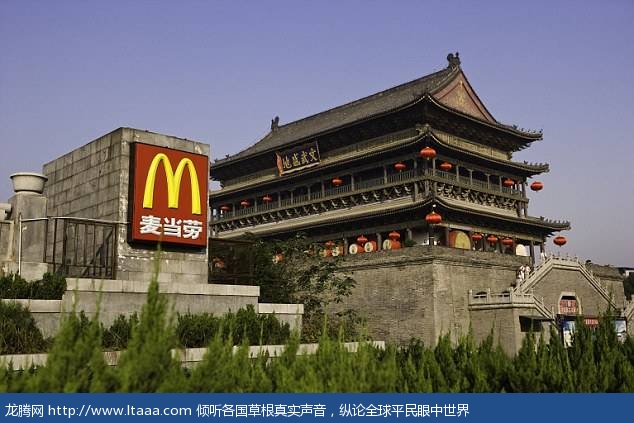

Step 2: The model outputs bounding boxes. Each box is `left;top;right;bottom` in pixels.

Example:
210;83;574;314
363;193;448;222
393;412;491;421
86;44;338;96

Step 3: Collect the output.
213;167;524;223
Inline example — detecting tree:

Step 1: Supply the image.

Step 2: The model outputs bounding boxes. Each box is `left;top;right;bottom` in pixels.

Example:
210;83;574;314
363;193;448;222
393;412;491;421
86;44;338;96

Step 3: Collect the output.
248;233;357;341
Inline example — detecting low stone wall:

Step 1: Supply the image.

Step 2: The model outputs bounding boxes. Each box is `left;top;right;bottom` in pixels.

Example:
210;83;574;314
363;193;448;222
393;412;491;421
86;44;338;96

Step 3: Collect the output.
3;278;303;338
258;303;305;329
0;341;385;370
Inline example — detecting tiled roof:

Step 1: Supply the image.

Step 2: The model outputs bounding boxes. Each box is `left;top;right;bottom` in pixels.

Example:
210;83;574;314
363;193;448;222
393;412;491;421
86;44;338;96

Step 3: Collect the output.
214;65;458;165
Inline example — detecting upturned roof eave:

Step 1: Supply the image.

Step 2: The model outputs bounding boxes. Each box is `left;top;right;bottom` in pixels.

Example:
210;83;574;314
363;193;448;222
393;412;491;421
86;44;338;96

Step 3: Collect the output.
427;131;549;176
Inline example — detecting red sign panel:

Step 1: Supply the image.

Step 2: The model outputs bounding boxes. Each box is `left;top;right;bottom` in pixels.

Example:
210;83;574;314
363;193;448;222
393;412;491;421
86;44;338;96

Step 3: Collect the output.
130;143;208;247
559;299;577;315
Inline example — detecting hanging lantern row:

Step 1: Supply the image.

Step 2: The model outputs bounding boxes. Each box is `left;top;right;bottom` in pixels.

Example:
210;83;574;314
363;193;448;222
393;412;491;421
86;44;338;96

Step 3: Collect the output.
486;234;498;244
394;162;407;172
240;200;250;207
220;205;231;212
553;236;567;246
530;181;544;191
332;177;343;187
262;194;273;203
471;233;483;242
388;231;401;240
502;178;515;188
501;237;514;247
419;146;437;160
439;161;453;172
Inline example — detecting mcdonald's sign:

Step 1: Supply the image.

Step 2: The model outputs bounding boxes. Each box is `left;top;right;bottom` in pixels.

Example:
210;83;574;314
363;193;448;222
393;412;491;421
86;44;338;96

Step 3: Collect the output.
130;143;208;247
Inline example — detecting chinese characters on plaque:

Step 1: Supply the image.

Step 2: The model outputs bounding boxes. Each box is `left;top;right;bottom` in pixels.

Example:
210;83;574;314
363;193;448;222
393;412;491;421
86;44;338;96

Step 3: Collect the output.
276;142;320;175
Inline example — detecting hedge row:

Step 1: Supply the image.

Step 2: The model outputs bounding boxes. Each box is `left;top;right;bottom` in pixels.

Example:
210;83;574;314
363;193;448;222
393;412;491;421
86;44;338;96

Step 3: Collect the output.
0;273;66;300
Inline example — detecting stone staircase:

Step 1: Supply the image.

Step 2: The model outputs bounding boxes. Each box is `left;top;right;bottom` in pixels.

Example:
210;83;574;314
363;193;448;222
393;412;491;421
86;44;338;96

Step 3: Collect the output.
515;254;616;309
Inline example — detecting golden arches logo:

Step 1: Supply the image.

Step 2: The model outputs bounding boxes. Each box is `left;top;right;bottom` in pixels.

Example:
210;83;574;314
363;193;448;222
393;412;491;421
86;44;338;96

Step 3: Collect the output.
142;153;202;215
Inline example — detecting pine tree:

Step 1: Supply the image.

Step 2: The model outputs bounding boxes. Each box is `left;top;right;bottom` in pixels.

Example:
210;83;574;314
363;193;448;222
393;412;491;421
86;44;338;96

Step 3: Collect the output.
116;257;181;392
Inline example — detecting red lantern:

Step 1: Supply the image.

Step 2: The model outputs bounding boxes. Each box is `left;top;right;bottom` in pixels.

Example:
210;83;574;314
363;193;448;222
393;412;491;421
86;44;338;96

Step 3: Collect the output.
503;178;515;188
240;200;250;207
419;146;437;160
553;236;567;246
439;162;453;172
425;211;442;225
262;195;273;203
332;177;343;187
471;233;483;242
388;231;401;240
487;235;499;244
357;235;368;244
502;237;514;247
394;162;407;172
220;205;231;212
530;181;544;191
324;240;335;248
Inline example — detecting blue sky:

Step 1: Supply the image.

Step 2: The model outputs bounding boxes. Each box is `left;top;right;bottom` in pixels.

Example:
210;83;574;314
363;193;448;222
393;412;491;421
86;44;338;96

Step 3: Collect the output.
1;0;633;266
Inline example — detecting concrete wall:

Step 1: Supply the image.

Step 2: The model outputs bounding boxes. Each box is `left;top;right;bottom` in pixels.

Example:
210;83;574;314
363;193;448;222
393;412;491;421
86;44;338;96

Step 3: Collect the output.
41;128;210;284
63;277;261;332
337;245;527;347
5;278;304;338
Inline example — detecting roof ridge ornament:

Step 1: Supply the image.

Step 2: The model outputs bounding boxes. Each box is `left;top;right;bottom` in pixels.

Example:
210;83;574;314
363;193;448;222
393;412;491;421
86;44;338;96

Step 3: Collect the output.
271;116;280;131
447;52;461;69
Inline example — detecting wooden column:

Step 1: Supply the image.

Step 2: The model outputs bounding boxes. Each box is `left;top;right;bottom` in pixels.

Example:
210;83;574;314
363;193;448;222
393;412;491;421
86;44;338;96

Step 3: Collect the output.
444;226;450;247
376;233;382;251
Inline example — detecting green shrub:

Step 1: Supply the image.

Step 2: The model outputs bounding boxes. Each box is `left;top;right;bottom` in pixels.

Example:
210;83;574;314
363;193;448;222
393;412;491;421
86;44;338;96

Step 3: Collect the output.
0;274;29;299
0;301;50;354
102;313;139;351
176;305;291;348
0;273;66;300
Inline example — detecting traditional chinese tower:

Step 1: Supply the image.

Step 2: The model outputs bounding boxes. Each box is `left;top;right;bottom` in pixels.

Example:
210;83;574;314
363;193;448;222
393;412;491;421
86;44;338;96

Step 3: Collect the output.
209;53;569;262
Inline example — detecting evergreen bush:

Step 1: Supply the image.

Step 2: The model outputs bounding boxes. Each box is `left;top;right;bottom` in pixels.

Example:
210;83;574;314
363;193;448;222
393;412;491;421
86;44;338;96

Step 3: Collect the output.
0;273;66;300
0;301;51;354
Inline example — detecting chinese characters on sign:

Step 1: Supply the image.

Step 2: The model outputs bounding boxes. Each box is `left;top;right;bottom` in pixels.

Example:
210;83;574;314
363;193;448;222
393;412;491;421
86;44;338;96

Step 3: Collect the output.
559;298;577;315
130;143;208;247
139;216;204;240
276;142;320;175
